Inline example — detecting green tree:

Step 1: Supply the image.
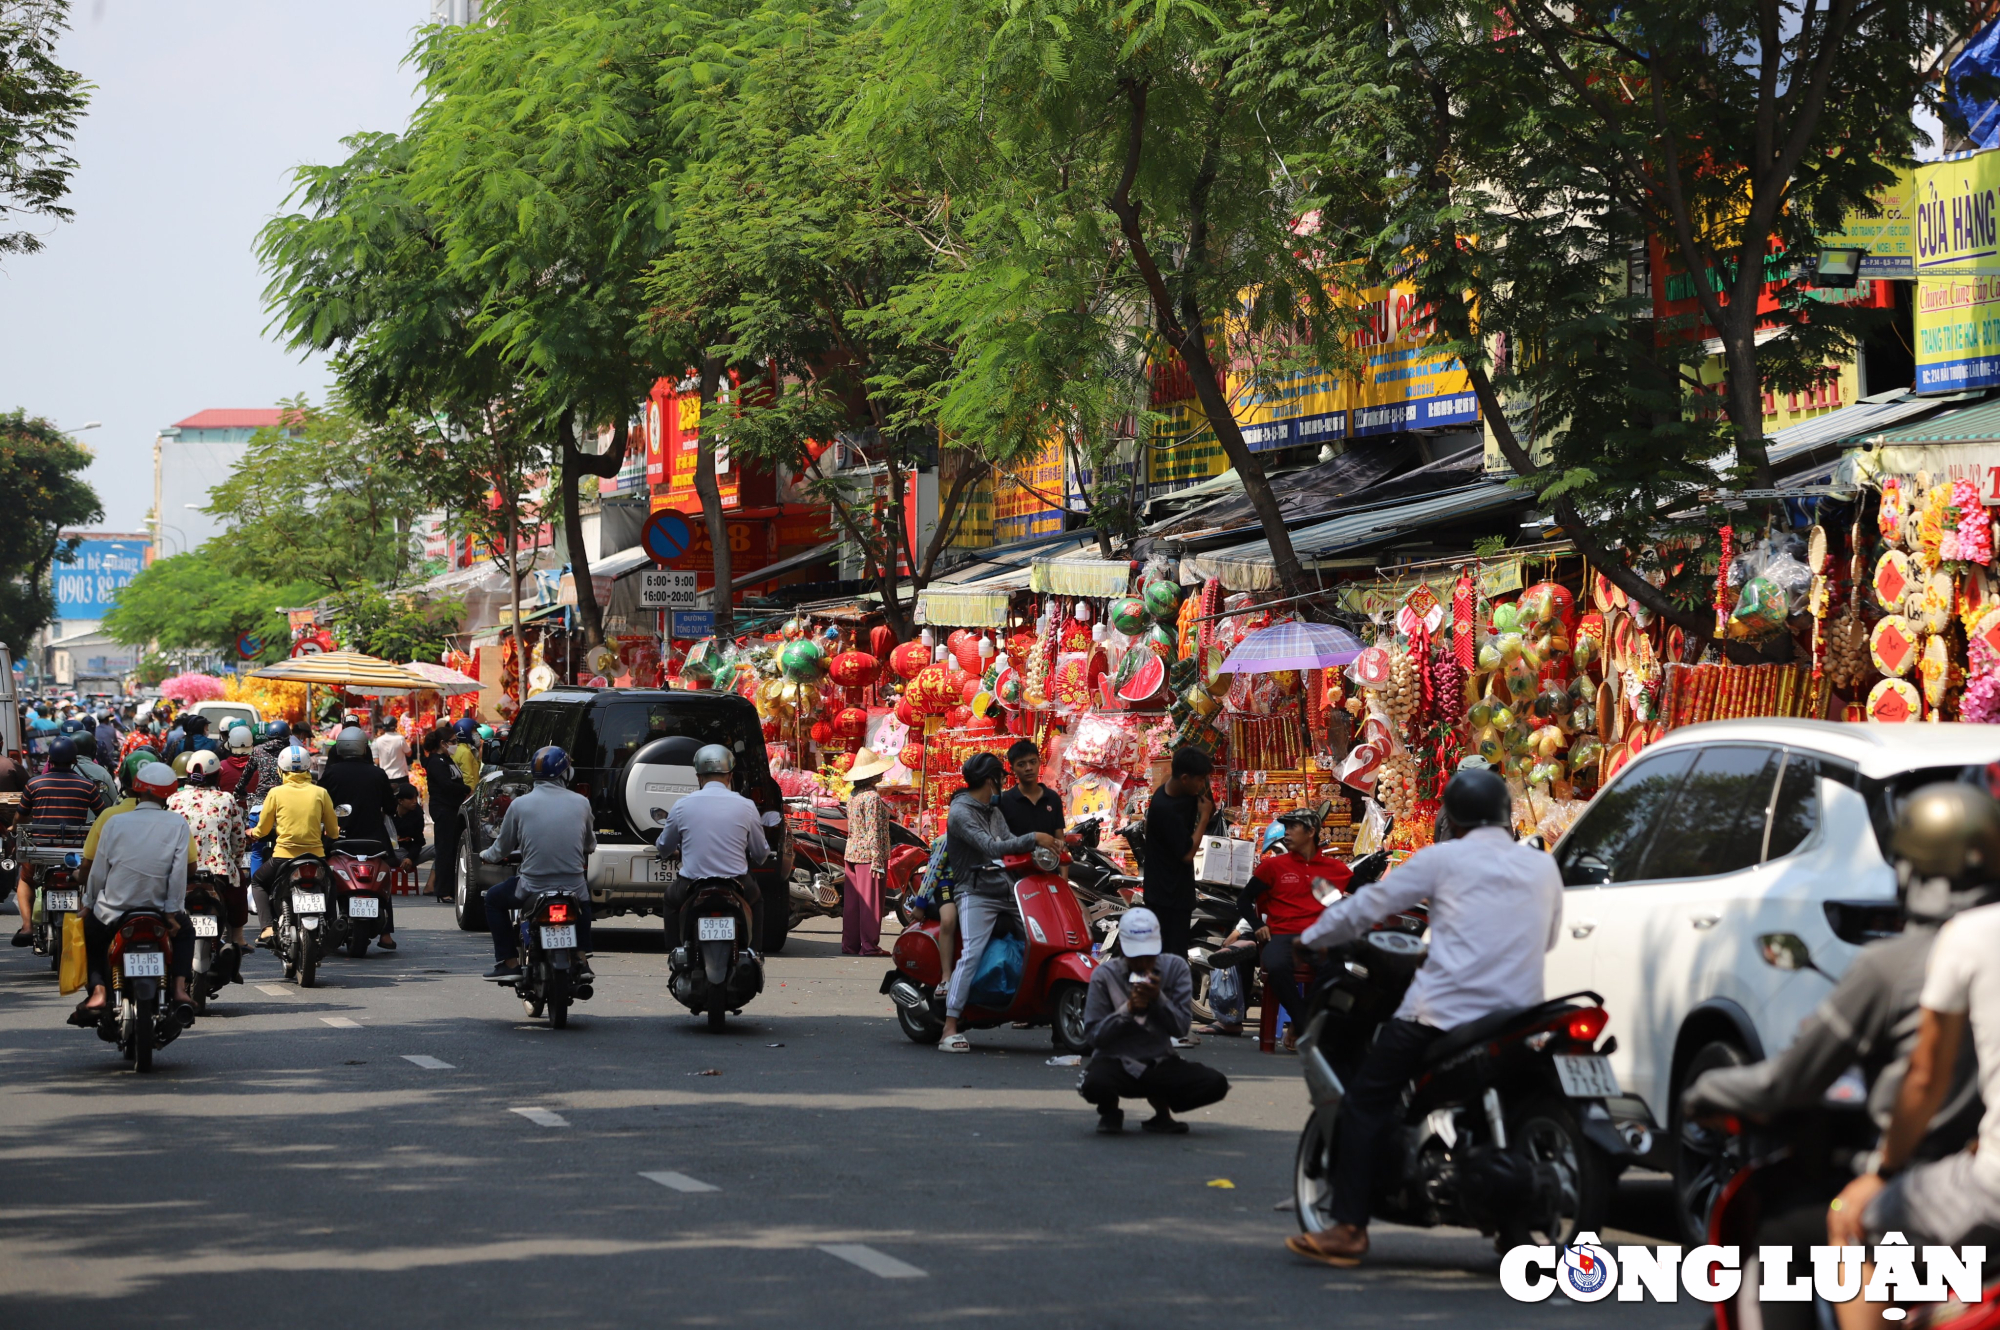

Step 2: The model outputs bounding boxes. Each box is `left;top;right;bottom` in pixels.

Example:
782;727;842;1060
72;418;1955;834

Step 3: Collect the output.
203;394;432;597
0;408;101;652
100;549;308;658
0;0;89;259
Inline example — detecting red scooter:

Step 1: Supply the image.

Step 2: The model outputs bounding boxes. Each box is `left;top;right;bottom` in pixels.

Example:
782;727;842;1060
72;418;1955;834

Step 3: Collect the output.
880;845;1095;1053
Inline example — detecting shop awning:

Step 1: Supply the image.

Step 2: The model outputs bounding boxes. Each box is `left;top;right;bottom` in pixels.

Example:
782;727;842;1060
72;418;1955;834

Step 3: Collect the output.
1029;549;1132;597
1180;481;1524;591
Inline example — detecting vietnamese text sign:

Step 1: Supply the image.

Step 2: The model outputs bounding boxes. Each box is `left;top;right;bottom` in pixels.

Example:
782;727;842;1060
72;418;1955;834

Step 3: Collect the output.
1915;150;2000;275
639;569;699;608
1915;272;2000;391
53;538;148;620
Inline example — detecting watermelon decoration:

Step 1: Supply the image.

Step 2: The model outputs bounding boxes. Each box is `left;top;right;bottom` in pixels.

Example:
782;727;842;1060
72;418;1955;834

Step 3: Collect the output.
1117;652;1168;704
1110;597;1148;635
1144;578;1183;622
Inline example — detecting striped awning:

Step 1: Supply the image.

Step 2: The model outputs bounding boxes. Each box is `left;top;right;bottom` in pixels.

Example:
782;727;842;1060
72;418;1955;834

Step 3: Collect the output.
250;651;432;695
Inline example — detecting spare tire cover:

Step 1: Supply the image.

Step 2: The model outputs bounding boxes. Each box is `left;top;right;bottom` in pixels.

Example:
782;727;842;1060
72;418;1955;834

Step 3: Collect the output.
624;735;704;833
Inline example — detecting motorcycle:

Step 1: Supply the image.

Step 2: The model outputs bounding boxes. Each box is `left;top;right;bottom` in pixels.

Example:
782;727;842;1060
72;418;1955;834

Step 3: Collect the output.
881;843;1096;1053
490;885;593;1028
183;873;244;1014
665;871;762;1030
784;797;928;933
90;908;187;1072
1290;911;1636;1250
323;806;394;959
19;823;88;973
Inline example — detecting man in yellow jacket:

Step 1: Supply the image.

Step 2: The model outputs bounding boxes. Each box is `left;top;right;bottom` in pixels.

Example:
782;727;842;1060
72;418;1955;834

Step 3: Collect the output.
248;746;339;946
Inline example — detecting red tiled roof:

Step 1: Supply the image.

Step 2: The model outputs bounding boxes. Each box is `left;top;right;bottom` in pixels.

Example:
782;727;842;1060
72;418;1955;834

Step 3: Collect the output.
172;409;288;430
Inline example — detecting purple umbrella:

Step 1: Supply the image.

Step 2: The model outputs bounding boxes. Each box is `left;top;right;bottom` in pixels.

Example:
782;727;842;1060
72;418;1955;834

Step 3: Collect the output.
1216;621;1366;674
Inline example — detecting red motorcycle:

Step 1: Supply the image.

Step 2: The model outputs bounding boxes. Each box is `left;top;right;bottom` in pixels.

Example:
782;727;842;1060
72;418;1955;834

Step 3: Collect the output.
881;844;1095;1053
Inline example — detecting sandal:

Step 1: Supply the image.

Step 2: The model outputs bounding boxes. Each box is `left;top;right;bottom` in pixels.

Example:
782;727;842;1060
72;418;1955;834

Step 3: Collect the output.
937;1033;971;1053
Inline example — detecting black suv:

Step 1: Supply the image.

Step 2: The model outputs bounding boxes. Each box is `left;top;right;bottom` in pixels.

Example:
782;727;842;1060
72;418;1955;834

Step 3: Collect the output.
451;686;791;952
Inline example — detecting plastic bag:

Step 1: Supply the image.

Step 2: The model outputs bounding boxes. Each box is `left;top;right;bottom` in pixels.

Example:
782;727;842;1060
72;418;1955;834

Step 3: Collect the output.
59;912;85;995
968;933;1025;1008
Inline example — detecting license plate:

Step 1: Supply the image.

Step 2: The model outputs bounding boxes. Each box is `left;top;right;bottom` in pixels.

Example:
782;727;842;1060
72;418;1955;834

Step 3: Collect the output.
1554;1054;1621;1098
697;916;736;941
190;915;220;938
45;890;79;913
539;924;577;949
293;891;326;915
646;857;673;883
348;896;379;918
122;952;166;977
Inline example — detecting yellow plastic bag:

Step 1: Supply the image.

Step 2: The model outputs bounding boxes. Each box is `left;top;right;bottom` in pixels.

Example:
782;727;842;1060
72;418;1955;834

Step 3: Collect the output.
58;912;86;995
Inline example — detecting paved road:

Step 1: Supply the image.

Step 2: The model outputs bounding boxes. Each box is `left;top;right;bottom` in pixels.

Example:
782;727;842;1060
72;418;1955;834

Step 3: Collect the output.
0;899;1692;1328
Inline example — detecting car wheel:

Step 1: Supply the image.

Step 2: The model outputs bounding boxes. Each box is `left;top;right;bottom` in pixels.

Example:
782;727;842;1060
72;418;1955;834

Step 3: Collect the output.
1673;1039;1749;1245
454;833;486;933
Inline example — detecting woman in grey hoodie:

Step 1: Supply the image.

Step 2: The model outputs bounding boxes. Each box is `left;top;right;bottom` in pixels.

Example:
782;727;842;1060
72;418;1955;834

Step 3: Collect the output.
938;752;1058;1052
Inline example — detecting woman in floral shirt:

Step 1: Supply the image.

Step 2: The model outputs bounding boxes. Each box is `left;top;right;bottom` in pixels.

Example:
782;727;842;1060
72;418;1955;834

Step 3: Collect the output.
168;752;249;946
841;748;896;956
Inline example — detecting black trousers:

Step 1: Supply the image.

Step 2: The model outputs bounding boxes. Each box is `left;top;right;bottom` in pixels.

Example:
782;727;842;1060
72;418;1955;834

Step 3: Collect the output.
83;911;194;993
1141;885;1195;958
1260;934;1307;1032
665;875;762;951
1078;1054;1230;1117
1332;1018;1443;1226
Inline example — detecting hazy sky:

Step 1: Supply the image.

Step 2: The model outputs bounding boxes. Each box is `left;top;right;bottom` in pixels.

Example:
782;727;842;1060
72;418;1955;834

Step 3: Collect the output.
0;1;426;533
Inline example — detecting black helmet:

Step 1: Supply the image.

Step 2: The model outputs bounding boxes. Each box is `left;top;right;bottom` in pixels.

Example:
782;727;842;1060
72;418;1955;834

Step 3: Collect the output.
333;726;370;761
1893;783;2000;922
46;736;76;769
1442;767;1511;833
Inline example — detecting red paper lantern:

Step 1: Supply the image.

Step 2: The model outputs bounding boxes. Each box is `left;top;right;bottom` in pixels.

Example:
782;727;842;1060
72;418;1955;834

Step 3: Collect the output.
833;706;870;739
829;650;881;689
869;625;897;660
890;641;930;680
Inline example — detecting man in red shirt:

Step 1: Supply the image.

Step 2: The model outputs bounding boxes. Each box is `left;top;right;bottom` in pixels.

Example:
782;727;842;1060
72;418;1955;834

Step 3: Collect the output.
1241;811;1350;1049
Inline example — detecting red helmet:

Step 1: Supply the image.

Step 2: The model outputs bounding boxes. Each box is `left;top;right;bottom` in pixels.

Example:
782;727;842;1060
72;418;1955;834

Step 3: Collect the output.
131;762;178;803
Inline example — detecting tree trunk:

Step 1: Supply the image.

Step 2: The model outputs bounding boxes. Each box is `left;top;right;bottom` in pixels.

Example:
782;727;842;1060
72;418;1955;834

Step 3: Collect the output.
693;359;734;639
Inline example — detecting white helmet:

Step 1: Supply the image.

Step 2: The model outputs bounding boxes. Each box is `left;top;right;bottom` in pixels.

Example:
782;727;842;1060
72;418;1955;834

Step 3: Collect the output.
277;744;312;774
226;725;254;754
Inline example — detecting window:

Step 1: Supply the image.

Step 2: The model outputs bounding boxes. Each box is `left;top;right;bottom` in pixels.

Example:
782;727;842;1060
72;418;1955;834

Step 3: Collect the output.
1555;749;1696;887
1636;745;1779;881
1764;753;1822;861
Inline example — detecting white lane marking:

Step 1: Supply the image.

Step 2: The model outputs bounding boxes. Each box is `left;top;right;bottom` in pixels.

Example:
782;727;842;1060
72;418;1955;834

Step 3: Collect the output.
402;1055;454;1069
320;1017;359;1028
256;985;294;997
640;1170;718;1193
818;1244;926;1279
511;1107;569;1128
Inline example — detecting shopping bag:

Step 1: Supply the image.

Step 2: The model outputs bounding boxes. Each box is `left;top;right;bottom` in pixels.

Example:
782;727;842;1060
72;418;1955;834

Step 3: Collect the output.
967;933;1024;1008
58;912;86;995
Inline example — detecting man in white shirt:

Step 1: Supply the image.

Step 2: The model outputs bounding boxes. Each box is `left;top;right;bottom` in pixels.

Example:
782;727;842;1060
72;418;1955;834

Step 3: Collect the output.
73;762;194;1021
371;719;411;781
1286;768;1562;1267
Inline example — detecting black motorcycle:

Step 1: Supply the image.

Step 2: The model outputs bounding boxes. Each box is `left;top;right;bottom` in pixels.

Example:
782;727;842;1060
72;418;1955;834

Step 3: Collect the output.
666;874;762;1030
1291;913;1637;1249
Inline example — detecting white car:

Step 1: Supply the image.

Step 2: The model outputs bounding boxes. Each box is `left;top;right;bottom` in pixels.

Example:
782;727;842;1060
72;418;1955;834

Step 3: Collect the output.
1545;719;2000;1202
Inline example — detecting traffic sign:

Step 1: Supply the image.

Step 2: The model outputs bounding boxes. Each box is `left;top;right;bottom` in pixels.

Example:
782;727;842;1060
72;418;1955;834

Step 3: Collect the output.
669;610;715;639
640;509;696;566
639;569;699;609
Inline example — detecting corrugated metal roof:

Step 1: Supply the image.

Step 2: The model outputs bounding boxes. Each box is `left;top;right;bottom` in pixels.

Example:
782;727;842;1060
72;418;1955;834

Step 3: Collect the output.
1874;394;2000;445
1764;392;1979;467
1181;481;1524;591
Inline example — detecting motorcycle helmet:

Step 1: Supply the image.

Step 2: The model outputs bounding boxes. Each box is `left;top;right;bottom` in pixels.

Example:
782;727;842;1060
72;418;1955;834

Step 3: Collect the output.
119;749;159;791
226;725;254;754
132;762;179;804
277;744;313;774
1893;782;2000;922
693;743;736;776
1442;767;1512;834
46;737;76;769
530;745;573;785
185;750;222;785
333;725;370;761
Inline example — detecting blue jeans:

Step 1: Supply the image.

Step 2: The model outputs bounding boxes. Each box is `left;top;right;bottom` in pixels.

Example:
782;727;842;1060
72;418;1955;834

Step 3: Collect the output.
486;878;591;962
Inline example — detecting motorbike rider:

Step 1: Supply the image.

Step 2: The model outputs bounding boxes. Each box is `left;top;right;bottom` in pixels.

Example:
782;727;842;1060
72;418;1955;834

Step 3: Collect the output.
936;752;1061;1054
15;737;112;947
316;725;401;951
1284;767;1562;1267
652;743;773;953
1829;784;2000;1283
479;745;594;981
69;762;194;1025
248;745;340;948
167;751;251;949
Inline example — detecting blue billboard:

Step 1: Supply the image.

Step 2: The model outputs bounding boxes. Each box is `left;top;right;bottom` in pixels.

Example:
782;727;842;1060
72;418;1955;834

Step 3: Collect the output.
53;538;149;620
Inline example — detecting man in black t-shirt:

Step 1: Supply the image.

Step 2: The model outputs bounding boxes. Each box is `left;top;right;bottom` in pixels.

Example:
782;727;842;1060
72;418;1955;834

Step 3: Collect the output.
1143;746;1215;960
997;739;1064;838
